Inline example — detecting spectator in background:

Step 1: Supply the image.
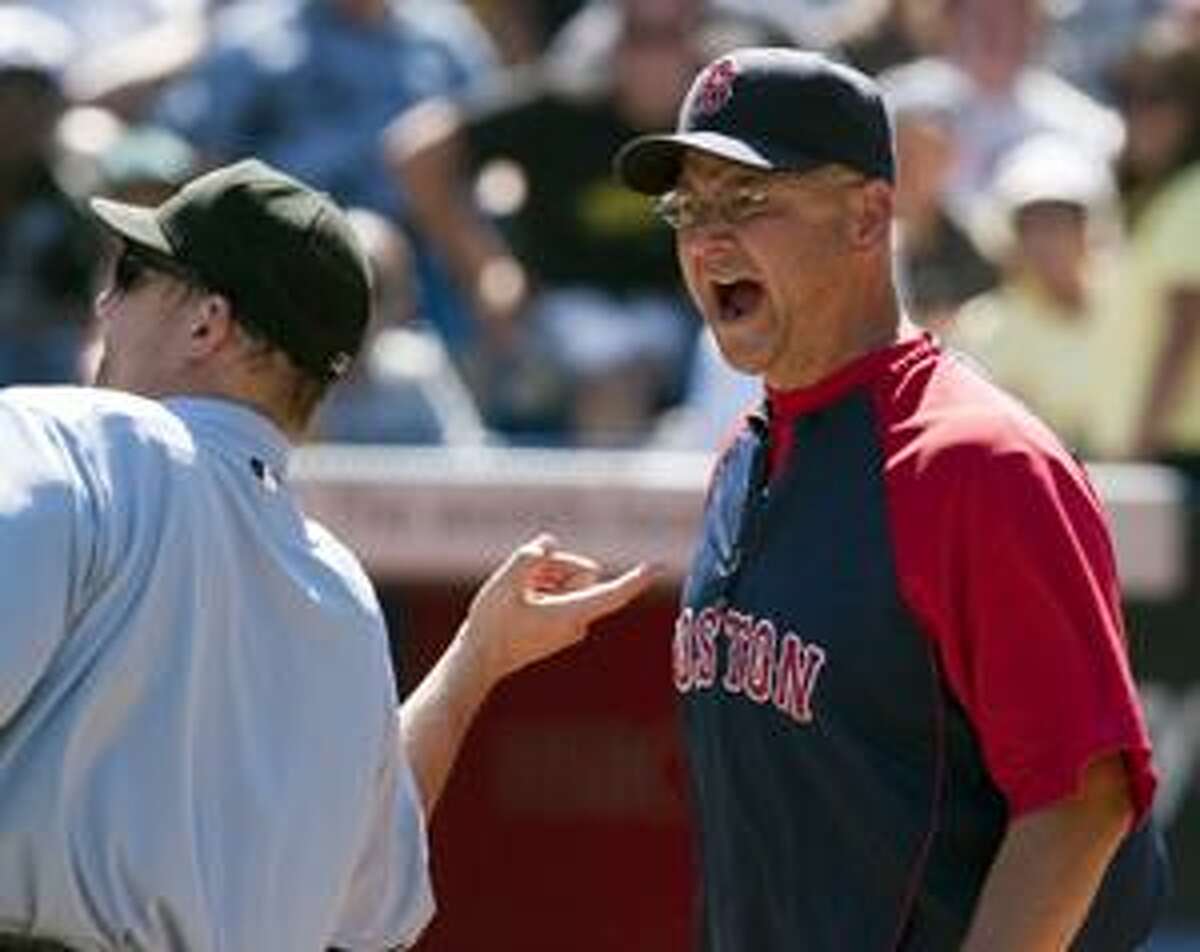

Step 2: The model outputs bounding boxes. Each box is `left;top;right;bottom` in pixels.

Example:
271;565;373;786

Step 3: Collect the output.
315;207;490;444
1037;0;1169;101
1087;17;1200;474
541;0;853;68
946;136;1119;454
710;0;887;50
841;0;951;76
879;0;1124;226
465;0;590;65
63;14;211;123
0;6;101;386
150;0;499;358
34;0;209;54
388;0;785;444
36;0;211;122
1171;0;1200;41
885;74;997;330
1109;18;1200;226
541;0;794;78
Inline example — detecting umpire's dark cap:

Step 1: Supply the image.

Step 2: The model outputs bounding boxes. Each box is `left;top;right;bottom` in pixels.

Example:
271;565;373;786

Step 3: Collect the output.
90;159;371;383
614;47;894;194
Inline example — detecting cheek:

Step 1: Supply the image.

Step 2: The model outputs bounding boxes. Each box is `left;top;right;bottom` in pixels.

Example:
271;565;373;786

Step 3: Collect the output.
676;241;706;302
756;226;841;303
788;216;846;269
104;297;176;364
745;228;802;290
100;307;134;350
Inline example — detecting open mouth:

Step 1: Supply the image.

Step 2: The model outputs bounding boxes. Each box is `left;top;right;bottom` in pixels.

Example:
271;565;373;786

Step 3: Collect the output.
713;278;764;322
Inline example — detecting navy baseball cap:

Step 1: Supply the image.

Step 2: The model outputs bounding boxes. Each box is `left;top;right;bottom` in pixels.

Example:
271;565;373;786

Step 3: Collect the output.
91;159;371;383
614;47;894;194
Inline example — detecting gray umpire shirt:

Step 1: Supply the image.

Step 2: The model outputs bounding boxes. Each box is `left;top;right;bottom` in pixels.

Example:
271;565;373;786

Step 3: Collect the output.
0;388;433;951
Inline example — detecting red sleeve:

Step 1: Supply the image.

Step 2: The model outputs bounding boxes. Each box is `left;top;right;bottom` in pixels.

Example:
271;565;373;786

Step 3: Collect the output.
882;382;1157;825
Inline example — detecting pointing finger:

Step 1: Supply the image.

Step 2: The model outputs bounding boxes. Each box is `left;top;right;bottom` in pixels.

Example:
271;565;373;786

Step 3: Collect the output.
533;562;660;623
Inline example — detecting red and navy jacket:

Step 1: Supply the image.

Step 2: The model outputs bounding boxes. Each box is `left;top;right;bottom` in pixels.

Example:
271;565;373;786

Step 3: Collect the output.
676;334;1167;951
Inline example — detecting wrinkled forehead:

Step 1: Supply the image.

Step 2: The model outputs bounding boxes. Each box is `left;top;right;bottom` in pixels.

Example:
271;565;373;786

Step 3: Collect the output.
676;150;771;192
674;150;860;197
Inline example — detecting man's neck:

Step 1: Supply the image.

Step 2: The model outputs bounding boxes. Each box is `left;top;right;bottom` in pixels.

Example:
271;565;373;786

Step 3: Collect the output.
767;279;905;392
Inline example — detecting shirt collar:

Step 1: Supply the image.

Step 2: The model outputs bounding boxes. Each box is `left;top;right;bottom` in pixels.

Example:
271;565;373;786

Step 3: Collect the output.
164;397;292;479
766;332;935;423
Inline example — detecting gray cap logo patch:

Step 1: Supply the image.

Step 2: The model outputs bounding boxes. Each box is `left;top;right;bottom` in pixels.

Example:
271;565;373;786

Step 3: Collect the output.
695;58;738;116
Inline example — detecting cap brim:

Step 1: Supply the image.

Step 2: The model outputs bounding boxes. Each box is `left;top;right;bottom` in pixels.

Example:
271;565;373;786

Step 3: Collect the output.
89;197;174;256
617;131;832;195
616;132;779;194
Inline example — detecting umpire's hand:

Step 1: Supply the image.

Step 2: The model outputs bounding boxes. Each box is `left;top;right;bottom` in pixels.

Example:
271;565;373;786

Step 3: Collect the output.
400;533;657;815
462;532;657;683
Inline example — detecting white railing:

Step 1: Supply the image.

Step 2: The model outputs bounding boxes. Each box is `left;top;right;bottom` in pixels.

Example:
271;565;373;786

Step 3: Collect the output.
293;447;1190;599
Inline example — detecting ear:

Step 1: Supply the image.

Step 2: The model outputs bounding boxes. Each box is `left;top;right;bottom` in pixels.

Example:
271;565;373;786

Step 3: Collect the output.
184;293;236;361
849;180;894;250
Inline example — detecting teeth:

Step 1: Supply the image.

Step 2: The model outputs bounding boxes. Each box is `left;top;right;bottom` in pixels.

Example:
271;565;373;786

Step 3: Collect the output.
710;278;739;300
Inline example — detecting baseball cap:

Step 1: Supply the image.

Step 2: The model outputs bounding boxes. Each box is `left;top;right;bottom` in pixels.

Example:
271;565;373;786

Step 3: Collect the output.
614;47;894;195
990;135;1115;215
0;5;75;84
90;159;371;382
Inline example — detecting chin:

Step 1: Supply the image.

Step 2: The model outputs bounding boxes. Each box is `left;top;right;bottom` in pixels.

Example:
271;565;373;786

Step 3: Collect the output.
92;361;140;394
711;335;769;379
705;331;763;374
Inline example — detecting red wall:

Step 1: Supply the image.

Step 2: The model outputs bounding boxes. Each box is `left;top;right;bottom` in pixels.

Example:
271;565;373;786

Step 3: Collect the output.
382;581;696;951
378;584;1200;944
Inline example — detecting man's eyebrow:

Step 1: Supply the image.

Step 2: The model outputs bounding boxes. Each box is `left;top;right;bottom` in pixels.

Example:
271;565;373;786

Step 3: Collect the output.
676;170;770;193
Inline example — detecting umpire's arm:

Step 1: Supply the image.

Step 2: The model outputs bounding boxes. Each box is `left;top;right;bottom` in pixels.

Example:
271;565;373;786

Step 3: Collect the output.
398;535;654;816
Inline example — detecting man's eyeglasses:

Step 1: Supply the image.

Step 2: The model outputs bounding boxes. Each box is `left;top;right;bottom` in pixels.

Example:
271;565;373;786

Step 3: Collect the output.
654;169;866;232
654;184;772;232
112;246;202;295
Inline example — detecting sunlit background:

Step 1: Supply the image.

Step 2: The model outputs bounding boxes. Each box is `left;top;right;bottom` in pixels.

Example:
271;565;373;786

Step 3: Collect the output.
2;0;1198;946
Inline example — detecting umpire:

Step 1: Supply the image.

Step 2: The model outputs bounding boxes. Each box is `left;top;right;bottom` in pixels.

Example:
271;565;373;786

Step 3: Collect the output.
0;159;653;949
614;49;1169;950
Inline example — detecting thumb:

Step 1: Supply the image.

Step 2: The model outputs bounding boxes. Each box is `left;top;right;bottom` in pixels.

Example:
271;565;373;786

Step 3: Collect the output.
501;532;560;582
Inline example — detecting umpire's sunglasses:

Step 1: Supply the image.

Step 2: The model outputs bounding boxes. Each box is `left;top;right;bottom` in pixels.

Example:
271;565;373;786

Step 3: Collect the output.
112;245;204;295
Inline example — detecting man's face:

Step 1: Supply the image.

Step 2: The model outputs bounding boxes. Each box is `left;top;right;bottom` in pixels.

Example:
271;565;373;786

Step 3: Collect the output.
1013;201;1089;302
613;0;703;130
669;152;863;388
92;246;205;395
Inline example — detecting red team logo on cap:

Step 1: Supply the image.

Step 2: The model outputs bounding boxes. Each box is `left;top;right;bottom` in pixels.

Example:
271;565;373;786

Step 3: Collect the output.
695;58;738;116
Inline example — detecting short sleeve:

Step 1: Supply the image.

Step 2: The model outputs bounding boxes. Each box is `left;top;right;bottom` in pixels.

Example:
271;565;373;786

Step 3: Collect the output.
0;396;88;726
926;443;1155;822
330;707;435;950
151;39;266;155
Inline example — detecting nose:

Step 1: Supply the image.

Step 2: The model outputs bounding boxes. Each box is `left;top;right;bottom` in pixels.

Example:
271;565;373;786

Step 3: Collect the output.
678;221;739;271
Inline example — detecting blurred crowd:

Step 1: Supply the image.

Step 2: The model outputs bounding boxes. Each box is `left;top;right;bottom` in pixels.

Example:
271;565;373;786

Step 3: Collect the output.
4;0;1200;475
